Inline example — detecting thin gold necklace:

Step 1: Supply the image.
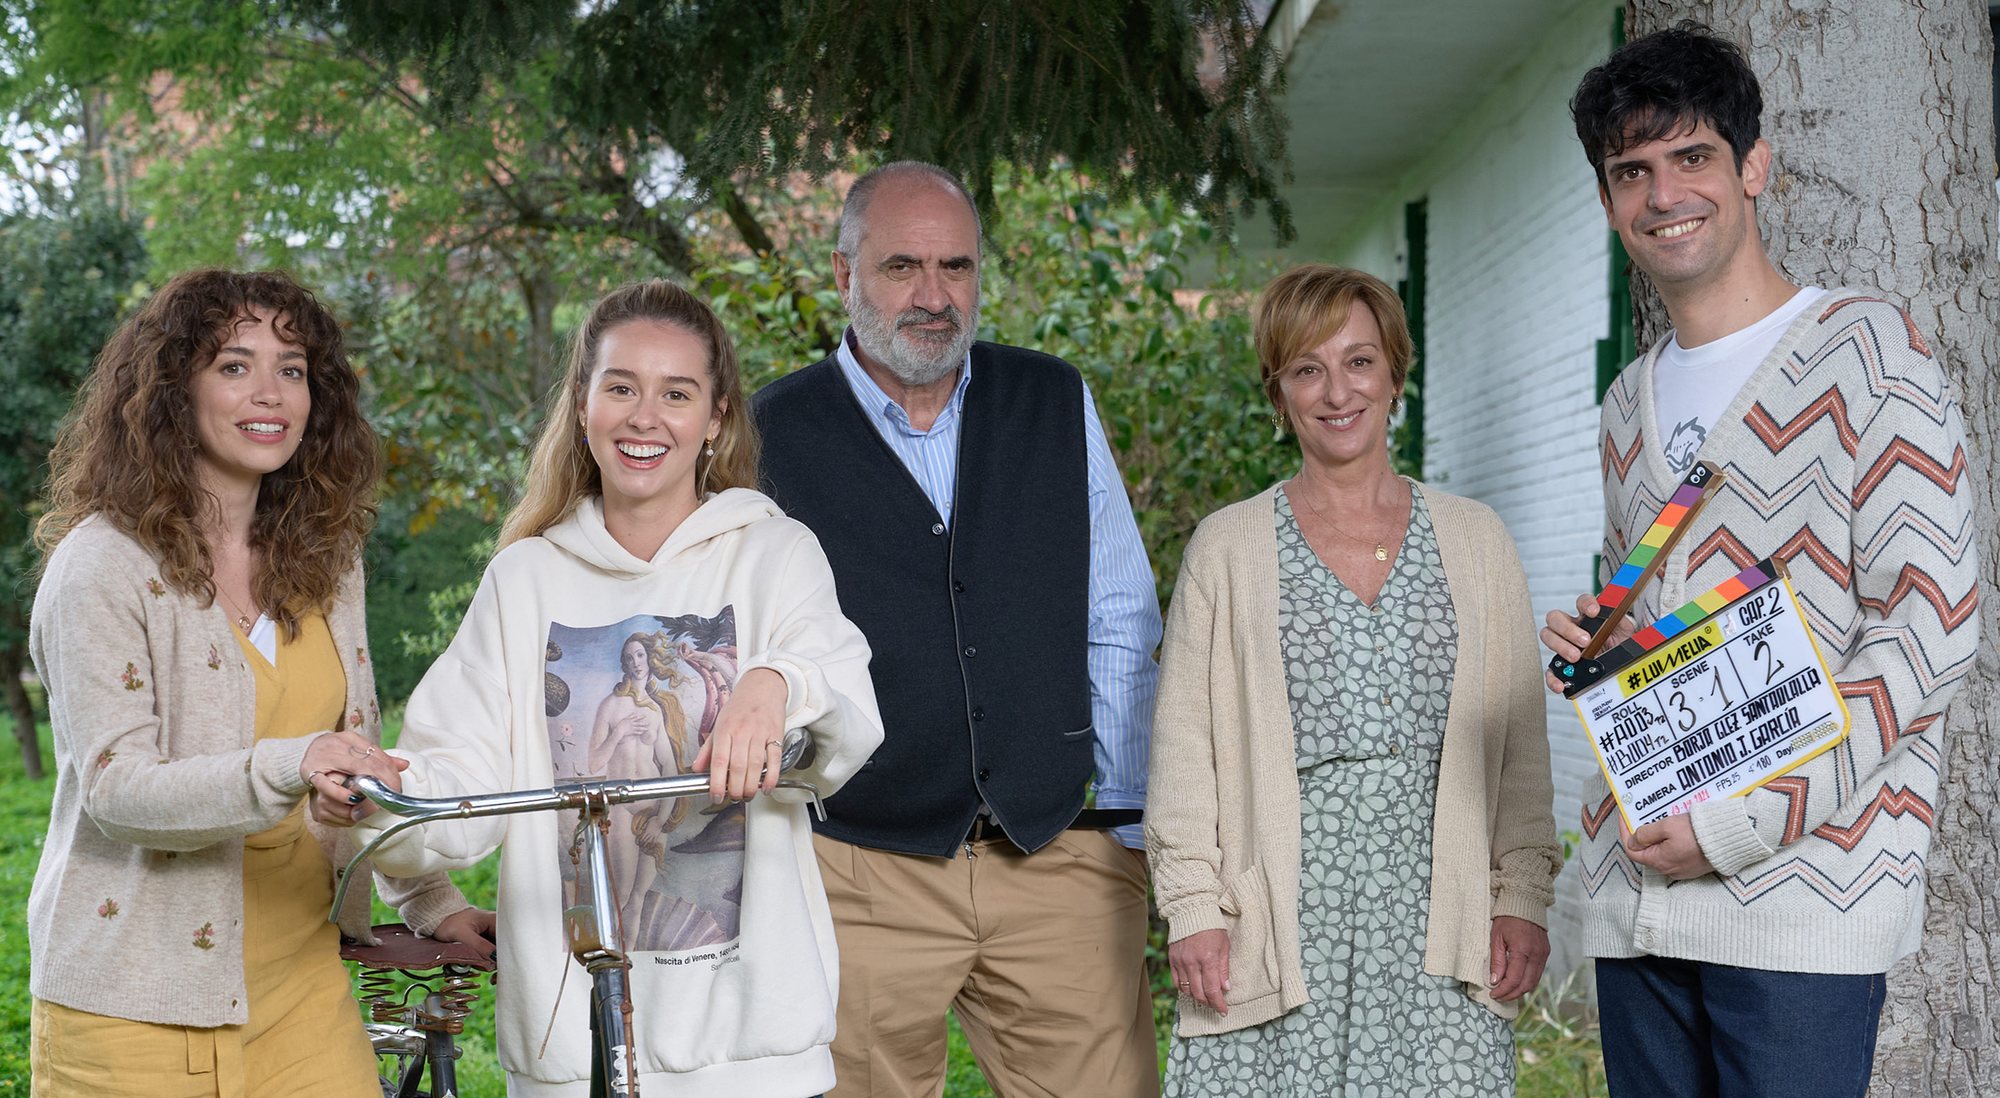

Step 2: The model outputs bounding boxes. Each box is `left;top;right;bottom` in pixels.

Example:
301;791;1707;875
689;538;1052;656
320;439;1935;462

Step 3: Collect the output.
217;588;259;634
1293;477;1403;562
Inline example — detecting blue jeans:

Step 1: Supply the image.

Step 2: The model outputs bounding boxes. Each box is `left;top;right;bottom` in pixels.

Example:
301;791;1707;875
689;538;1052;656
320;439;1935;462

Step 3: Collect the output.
1596;956;1887;1098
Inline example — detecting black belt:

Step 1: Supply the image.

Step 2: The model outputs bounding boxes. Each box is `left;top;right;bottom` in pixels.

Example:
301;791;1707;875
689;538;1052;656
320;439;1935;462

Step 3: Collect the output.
964;808;1143;845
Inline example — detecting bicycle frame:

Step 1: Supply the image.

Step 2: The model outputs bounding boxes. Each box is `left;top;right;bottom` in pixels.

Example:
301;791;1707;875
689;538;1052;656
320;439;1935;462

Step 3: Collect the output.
332;762;825;1098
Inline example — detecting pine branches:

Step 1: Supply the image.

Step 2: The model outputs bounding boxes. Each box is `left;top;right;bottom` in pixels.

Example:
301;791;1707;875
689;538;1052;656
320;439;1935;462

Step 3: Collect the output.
292;0;1293;239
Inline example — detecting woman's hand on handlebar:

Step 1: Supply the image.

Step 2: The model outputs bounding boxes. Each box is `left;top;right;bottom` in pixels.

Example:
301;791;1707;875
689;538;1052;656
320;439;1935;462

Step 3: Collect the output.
300;730;409;826
693;667;789;804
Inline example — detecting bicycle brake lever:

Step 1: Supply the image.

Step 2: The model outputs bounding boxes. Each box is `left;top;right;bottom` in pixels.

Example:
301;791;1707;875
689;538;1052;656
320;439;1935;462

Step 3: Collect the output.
776;777;827;822
779;727;816;772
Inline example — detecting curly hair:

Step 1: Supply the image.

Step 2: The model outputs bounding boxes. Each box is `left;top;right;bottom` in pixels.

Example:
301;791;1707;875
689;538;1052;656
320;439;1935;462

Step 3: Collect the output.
500;279;761;547
36;268;380;639
1570;22;1763;189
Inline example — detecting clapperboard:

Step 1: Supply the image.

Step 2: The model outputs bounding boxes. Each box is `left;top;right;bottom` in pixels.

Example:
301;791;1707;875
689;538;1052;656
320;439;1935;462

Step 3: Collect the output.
1548;462;1851;828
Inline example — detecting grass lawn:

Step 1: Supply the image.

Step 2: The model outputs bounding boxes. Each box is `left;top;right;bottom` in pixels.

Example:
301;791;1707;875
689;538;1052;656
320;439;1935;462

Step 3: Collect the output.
0;707;1603;1096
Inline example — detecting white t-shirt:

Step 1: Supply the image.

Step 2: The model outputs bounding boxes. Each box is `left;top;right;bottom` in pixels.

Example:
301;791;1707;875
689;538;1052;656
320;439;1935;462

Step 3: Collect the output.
1654;286;1825;473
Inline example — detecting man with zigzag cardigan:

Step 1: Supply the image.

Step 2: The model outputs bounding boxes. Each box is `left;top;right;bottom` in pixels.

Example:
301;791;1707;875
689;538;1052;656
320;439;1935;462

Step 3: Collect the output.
1541;24;1980;1098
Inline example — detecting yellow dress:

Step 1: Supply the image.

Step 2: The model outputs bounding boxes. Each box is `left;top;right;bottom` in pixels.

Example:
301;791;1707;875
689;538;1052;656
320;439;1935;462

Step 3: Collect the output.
32;614;380;1097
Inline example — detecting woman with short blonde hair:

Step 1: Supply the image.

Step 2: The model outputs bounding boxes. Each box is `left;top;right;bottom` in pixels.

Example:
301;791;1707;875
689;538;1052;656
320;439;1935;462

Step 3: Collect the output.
1149;263;1561;1095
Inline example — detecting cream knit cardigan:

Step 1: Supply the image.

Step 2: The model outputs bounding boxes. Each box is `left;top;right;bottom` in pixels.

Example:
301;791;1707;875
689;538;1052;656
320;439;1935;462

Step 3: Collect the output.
1146;483;1561;1037
27;517;467;1027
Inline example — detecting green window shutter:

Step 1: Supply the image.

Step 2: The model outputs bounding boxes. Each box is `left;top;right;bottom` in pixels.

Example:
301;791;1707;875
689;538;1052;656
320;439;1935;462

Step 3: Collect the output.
1394;198;1427;477
1594;8;1634;404
1595;230;1635;402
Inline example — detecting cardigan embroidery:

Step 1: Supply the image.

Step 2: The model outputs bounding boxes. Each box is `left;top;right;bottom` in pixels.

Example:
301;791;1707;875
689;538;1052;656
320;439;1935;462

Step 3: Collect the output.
27;517;466;1026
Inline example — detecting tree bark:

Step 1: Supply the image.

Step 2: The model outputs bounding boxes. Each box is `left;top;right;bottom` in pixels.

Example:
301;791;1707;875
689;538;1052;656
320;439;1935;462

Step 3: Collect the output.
0;601;44;780
1625;3;1998;1093
518;257;559;402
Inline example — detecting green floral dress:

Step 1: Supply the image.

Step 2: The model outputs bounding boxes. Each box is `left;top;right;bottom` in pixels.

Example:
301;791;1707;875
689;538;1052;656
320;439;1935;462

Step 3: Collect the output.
1164;485;1514;1097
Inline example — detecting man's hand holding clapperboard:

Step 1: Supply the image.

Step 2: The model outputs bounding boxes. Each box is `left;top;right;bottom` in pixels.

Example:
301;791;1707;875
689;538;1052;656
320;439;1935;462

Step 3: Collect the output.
1548;461;1851;838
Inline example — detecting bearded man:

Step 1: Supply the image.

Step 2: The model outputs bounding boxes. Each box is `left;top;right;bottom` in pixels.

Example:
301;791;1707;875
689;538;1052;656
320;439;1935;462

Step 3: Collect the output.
753;161;1162;1098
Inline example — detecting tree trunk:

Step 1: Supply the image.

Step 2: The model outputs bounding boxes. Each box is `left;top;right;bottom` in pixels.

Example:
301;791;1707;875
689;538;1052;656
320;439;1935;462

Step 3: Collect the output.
1626;3;1999;1093
519;258;559;402
0;601;44;780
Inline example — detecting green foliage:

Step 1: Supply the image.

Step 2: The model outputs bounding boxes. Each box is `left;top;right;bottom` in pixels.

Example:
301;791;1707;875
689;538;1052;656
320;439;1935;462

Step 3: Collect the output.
0;715;49;1092
6;0;703;513
978;171;1293;598
282;0;1293;241
363;508;492;702
0;195;148;644
2;1;1301;628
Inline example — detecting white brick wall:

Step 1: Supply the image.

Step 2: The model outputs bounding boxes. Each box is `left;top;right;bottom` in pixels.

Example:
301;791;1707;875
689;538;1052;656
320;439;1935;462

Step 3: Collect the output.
1311;1;1622;989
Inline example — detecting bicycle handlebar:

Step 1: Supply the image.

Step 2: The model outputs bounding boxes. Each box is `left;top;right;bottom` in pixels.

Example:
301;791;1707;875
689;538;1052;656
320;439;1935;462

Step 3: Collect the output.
327;740;826;922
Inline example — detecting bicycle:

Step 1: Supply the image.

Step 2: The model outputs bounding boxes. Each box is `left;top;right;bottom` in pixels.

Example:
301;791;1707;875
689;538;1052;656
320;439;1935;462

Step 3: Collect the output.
330;737;824;1098
341;922;494;1098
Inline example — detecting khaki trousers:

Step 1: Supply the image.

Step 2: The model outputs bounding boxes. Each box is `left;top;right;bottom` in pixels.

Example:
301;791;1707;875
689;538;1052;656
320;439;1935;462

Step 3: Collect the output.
815;829;1158;1098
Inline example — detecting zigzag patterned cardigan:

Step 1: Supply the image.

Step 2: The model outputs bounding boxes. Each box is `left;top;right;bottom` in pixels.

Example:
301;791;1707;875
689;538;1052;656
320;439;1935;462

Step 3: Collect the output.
1579;290;1980;974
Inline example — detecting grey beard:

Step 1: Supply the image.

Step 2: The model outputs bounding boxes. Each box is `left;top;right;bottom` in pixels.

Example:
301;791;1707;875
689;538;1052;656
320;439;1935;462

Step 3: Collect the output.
849;292;979;387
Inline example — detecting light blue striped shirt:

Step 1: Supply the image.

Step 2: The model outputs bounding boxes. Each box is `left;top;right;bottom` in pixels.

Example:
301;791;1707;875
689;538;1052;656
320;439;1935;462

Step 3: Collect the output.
835;335;1162;848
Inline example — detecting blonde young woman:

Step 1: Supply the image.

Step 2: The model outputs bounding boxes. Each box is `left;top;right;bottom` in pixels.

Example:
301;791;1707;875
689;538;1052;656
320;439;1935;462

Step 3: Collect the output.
27;269;481;1095
361;280;884;1097
1147;264;1561;1095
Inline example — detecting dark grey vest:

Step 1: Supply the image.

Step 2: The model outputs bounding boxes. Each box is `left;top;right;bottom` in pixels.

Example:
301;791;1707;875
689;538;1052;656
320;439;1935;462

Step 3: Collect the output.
753;342;1093;855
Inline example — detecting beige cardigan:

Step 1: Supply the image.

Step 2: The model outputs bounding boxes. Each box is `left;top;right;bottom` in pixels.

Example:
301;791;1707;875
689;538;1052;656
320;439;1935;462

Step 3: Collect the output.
1146;483;1560;1037
27;517;466;1027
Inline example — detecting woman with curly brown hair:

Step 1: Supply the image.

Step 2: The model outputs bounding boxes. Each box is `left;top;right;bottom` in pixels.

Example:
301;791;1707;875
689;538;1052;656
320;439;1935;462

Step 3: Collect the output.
27;268;485;1095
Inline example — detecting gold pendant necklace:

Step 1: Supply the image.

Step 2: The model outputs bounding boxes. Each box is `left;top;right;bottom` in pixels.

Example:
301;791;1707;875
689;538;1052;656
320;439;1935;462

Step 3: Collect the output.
1294;478;1395;561
218;590;258;634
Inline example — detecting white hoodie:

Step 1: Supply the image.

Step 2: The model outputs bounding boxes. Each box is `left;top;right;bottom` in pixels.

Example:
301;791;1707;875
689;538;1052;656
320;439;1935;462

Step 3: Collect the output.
365;488;883;1098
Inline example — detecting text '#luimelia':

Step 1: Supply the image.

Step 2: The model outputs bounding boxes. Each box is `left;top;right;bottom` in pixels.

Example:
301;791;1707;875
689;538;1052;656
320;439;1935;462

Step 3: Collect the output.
1618;623;1719;696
